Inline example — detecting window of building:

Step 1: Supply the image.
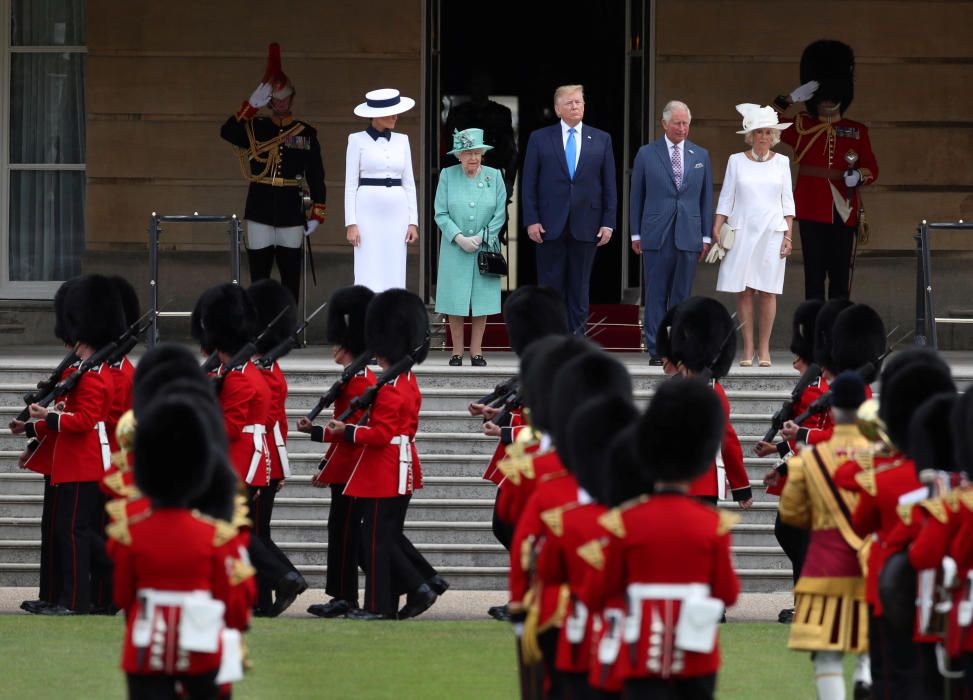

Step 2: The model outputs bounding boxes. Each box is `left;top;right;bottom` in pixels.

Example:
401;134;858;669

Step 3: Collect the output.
0;0;85;298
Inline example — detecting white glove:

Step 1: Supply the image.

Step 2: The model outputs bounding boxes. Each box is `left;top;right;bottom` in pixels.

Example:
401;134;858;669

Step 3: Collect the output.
704;243;726;264
789;80;819;104
304;220;319;237
248;82;273;109
844;169;862;188
455;235;479;253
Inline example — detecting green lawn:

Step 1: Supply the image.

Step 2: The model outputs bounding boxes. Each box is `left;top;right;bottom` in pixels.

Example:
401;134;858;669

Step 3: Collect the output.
0;617;853;699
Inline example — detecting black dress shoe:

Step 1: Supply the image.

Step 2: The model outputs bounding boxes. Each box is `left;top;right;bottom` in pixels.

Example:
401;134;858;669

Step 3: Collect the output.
20;599;52;614
270;571;307;617
487;604;511;622
90;604;120;616
426;575;450;596
398;583;437;620
777;607;795;624
308;599;357;618
470;355;487;367
344;608;395;621
448;355;463;366
38;604;78;616
648;356;664;366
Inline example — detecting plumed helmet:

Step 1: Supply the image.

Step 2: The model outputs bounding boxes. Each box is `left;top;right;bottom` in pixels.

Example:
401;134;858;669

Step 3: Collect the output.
790;300;824;363
550;350;632;450
519;335;596;434
669;297;736;378
132;343;210;419
831;304;887;383
907;393;958;472
364;289;430;364
246;279;297;355
800;40;855;115
564;396;638;504
502;286;568;356
951;390;973;474
636;376;724;483
263;42;294;99
326;286;375;356
194;284;256;355
64;274;127;349
109;276;141;327
879;350;954;453
134;394;214;507
53;277;79;345
812;299;853;372
655;305;678;361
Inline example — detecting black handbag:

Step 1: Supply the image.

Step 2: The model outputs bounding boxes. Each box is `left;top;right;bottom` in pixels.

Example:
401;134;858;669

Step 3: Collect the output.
477;233;508;277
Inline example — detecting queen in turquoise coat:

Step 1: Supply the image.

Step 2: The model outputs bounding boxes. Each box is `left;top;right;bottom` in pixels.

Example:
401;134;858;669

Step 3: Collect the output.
434;128;507;366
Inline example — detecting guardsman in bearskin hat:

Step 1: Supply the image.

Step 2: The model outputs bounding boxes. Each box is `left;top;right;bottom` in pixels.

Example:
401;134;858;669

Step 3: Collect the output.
300;285;376;619
193;283;307;617
834;348;956;698
17;275;125;615
13;277;80;614
221;42;327;303
105;276;139;455
327;288;442;620
667;296;752;507
773;40;879;300
779;371;873;699
600;376;740;699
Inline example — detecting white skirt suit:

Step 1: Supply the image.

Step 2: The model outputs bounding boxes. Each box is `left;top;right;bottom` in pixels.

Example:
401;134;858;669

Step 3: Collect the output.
344;131;419;292
715;152;796;294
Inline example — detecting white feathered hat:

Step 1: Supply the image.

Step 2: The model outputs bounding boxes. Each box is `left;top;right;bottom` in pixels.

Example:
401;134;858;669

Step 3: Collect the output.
735;103;791;134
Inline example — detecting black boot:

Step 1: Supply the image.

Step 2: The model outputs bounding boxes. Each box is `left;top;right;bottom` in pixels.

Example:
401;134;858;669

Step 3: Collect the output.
398;583;437;620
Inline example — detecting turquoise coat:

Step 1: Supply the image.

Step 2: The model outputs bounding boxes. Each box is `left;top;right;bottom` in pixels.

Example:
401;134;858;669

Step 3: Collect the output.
433;164;507;317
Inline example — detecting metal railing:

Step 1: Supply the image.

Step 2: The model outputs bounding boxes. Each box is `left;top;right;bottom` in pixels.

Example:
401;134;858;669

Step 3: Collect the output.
914;219;973;349
147;212;243;347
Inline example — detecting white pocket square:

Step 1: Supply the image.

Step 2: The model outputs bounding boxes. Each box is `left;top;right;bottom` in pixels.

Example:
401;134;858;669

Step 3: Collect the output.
694;162;704;169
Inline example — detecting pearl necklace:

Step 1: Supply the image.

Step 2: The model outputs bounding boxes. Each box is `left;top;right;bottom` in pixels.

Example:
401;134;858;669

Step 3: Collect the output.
751;149;771;162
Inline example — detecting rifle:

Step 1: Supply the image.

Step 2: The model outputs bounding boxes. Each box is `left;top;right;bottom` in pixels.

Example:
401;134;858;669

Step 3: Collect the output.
492;390;523;430
761;364;822;443
211;306;291;392
257;300;327;370
17;308;155;421
21;349;79;410
335;341;426;423
201;352;221;374
305;350;373;421
476;376;518;408
104;310;156;367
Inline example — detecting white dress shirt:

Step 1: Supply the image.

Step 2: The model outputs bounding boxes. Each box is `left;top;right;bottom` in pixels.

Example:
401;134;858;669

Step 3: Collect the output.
561;120;582;170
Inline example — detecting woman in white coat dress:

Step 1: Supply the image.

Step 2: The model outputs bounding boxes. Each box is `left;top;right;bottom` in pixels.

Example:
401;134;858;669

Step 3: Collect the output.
345;89;419;292
713;104;795;367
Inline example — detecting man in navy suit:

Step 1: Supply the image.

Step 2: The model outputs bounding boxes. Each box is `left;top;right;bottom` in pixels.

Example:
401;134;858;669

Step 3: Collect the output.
522;85;617;335
630;100;713;363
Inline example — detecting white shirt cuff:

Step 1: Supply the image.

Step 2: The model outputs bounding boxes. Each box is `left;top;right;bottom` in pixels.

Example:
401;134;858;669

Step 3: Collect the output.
703;236;712;244
631;235;640;242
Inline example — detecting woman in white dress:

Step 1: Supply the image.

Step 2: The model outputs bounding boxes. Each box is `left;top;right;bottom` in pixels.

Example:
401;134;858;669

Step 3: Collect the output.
345;89;419;292
713;104;795;367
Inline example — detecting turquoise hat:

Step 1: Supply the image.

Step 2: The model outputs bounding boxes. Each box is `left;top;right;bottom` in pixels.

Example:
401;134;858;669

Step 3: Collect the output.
447;128;494;156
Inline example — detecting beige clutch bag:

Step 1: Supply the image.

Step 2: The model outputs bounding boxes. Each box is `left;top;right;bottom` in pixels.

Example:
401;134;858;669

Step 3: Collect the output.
719;222;736;250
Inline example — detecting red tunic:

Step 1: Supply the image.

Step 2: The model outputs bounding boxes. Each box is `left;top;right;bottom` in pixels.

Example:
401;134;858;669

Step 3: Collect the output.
42;364;115;485
312;368;376;486
689;382;750;501
779;112;879;227
496;447;564;525
219;362;271;487
602;493;740;680
342;376;412;499
24;365;78;477
482;409;526;484
106;356;135;454
258;362;289;480
768;376;832;496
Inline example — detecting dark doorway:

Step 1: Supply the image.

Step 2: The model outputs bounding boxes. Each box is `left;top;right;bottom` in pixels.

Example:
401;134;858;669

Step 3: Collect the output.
427;0;642;304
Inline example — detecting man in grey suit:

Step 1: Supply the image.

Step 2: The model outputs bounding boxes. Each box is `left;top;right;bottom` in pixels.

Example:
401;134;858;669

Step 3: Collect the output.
630;101;713;363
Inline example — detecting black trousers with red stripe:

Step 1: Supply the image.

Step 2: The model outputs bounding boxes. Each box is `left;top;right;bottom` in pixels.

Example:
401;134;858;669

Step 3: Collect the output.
356;497;401;615
249;483;298;611
38;476;60;603
390;494;436;596
326;484;360;603
53;481;103;612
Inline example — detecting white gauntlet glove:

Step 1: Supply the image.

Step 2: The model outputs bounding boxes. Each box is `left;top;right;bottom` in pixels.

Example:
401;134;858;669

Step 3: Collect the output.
455;235;479;253
248;82;273;109
304;220;319;237
789;80;819;104
844;169;862;188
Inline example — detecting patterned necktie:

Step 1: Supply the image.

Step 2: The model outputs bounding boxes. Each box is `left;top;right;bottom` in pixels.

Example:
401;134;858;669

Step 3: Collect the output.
671;144;682;188
566;128;577;179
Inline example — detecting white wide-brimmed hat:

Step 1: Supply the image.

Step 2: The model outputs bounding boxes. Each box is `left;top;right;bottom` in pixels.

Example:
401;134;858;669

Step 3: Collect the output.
354;88;415;118
735;103;791;134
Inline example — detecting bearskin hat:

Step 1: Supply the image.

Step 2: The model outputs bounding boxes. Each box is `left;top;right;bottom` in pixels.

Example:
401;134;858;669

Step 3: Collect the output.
134;394;214;507
519;335;596;434
53;277;79;345
606;423;651;505
830;371;867;411
132;343;210;417
790;300;824;363
109;276;141;327
550;350;632;450
63;274;127;349
636;376;724;483
326;285;375;356
194;283;256;355
831;304;886;383
190;294;213;355
879;350;955;453
365;289;429;364
800;40;855;116
656;305;677;362
564;396;638;503
190;458;239;522
669;297;736;378
246;279;297;355
951;390;973;473
812;299;853;372
502;286;568;356
907;393;957;472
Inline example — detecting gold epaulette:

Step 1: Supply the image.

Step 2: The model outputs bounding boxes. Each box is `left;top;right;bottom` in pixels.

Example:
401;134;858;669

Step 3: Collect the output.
897;503;917;526
106;519;131;546
105;498;129;523
102;471;135;499
597;509;626;538
213;519;239;547
228;556;256;586
717;510;741;536
920;498;950;524
232;495;252;530
577;539;606;571
854;469;877;497
945;490;963;513
540;507;564;537
109;451;128;471
497;448;535;485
